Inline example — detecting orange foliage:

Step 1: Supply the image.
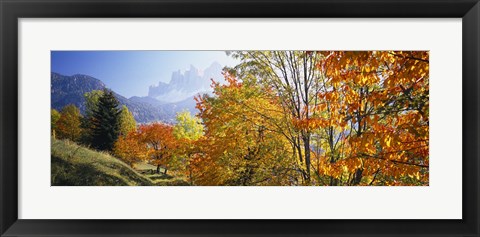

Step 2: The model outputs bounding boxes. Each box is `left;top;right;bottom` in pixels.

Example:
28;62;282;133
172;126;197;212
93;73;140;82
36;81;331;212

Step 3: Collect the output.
308;51;429;185
113;123;179;173
113;130;146;166
194;73;296;186
137;123;178;171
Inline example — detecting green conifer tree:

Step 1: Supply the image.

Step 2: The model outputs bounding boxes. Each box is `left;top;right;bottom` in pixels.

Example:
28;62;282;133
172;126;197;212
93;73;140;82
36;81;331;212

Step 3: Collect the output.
81;90;104;145
91;89;121;151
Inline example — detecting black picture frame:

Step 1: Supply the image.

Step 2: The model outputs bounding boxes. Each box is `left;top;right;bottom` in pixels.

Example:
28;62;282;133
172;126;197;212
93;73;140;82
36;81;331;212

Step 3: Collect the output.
1;0;479;236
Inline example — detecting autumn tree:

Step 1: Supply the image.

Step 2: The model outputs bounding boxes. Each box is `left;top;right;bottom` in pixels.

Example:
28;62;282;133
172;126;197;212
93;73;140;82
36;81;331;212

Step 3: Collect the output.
309;51;429;185
228;51;323;183
137;123;178;174
90;89;121;151
173;111;204;184
118;105;137;137
195;73;296;185
225;50;429;186
173;111;203;141
113;129;145;166
51;109;61;138
56;104;83;142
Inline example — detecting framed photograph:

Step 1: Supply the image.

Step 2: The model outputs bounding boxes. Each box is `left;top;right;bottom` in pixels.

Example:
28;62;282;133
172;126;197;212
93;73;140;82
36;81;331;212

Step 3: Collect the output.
1;0;479;236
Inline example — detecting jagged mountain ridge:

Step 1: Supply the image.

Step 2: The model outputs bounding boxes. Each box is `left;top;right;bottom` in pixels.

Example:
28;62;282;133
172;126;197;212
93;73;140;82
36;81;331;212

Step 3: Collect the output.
51;72;198;123
148;62;224;103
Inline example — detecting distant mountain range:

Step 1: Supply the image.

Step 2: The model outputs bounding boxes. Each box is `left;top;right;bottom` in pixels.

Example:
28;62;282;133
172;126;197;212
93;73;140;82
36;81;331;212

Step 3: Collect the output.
148;62;224;103
51;72;200;123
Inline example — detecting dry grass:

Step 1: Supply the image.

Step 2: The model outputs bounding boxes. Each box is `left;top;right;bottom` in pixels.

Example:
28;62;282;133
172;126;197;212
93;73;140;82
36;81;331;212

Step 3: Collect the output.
51;138;190;186
51;138;154;186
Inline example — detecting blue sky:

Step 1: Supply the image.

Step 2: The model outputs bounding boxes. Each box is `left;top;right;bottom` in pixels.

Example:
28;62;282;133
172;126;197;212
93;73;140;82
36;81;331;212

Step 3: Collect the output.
51;51;239;98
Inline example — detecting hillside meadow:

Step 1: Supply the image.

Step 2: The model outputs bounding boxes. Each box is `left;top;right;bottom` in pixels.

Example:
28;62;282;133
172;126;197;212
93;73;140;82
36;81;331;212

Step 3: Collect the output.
51;138;189;186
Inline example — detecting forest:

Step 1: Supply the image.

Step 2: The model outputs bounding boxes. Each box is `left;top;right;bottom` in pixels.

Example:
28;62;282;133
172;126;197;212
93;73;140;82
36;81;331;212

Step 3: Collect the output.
51;51;429;186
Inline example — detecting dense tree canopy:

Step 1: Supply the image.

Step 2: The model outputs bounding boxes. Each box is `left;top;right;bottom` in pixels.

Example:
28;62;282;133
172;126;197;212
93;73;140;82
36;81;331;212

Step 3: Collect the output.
51;109;61;138
194;73;299;185
143;123;179;174
308;51;429;185
118;105;137;137
55;104;83;142
114;129;145;166
194;51;429;186
173;111;203;141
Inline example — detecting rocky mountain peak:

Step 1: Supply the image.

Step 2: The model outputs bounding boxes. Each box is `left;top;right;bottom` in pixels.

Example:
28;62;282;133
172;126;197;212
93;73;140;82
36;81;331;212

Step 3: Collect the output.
148;62;225;103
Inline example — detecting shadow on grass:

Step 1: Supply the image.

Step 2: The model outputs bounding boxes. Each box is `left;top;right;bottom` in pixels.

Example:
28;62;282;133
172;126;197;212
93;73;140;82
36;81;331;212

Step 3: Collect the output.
51;155;132;186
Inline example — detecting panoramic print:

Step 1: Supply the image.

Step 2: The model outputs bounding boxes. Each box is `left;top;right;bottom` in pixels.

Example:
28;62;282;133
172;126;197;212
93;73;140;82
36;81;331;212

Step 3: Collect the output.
51;51;429;186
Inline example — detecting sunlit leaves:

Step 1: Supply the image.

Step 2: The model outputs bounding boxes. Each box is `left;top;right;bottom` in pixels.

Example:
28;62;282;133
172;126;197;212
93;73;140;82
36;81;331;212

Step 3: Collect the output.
113;130;145;166
310;51;429;185
55;104;83;142
138;123;178;171
173;111;204;141
195;73;296;186
118;105;136;137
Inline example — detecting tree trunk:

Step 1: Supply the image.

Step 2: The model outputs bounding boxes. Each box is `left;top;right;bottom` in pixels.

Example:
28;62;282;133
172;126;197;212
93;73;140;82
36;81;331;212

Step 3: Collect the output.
156;164;160;174
302;134;311;182
352;169;363;185
189;168;193;185
295;137;303;164
330;176;339;186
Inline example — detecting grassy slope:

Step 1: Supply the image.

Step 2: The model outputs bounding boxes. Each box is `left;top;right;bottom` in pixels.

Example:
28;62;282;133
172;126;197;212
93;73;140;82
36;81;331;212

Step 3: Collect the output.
51;138;156;186
133;162;190;186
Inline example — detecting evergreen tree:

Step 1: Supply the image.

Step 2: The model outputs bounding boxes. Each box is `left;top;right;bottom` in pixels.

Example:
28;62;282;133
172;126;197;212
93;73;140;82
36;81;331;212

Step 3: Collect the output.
84;90;104;118
81;90;104;145
90;89;121;151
